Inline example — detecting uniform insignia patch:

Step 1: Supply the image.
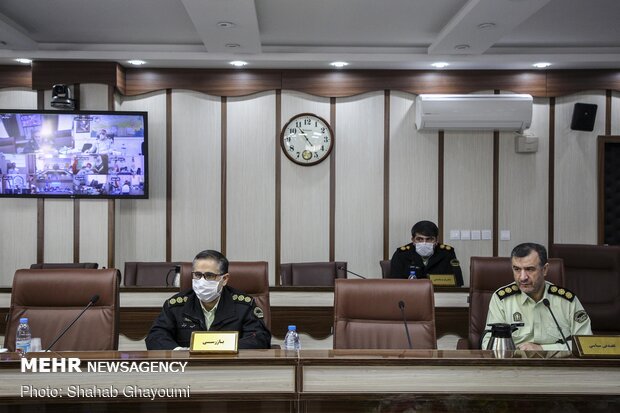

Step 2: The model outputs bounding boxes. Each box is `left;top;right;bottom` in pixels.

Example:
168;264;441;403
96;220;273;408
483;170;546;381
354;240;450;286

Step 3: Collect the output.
496;283;520;300
513;312;522;322
574;310;589;323
232;294;238;300
238;295;245;301
244;296;251;303
169;295;187;306
253;306;264;319
450;259;460;267
547;284;575;302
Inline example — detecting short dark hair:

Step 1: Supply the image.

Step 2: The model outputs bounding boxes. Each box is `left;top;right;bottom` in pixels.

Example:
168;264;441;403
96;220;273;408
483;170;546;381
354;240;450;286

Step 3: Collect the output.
193;249;229;274
411;220;439;238
511;243;548;266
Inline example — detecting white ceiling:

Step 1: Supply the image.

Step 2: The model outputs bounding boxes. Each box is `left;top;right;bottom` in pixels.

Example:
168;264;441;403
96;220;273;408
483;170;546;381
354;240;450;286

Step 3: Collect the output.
0;0;619;70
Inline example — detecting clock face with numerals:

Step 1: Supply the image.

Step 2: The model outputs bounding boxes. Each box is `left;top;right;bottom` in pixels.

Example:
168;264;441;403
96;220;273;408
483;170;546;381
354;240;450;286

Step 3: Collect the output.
280;113;334;166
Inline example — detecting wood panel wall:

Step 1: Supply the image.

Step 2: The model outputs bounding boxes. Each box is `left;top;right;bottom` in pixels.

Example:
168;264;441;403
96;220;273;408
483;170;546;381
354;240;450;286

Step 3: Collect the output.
0;63;617;285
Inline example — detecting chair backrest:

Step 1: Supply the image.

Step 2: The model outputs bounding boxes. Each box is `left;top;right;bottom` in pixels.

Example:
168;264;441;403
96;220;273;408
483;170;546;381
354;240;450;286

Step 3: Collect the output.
333;279;436;349
466;256;564;349
380;260;391;278
30;262;99;269
280;261;347;286
4;268;120;351
180;261;271;329
550;244;620;333
123;261;181;286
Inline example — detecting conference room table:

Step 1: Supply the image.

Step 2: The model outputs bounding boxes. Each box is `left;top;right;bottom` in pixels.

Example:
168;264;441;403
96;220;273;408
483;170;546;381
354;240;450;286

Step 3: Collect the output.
1;349;619;412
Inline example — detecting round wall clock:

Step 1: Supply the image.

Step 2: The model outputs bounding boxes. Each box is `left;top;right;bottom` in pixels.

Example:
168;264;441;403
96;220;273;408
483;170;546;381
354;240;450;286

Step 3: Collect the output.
280;113;334;166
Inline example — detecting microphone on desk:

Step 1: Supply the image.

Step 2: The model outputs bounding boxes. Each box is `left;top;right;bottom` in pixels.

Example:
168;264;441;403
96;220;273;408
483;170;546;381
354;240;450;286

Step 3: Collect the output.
45;295;99;352
337;266;367;279
398;300;413;350
542;298;571;352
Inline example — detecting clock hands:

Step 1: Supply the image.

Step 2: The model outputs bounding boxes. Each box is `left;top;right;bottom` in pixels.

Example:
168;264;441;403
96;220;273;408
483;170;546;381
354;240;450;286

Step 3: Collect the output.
299;127;314;148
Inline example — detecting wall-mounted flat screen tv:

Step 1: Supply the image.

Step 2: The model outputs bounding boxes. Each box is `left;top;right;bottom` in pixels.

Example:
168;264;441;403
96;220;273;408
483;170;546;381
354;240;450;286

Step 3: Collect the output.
0;110;148;199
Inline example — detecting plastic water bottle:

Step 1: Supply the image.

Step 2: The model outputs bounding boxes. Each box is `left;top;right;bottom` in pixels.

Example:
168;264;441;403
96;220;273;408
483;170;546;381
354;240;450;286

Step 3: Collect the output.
283;325;301;350
15;317;32;355
408;266;417;279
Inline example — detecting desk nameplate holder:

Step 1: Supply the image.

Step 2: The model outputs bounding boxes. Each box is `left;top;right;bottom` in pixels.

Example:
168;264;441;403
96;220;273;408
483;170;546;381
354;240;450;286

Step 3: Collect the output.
429;274;457;287
573;335;620;358
190;331;239;354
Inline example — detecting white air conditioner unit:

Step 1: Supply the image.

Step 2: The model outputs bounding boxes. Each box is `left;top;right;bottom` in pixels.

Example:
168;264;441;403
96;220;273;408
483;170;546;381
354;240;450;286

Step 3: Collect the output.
415;94;533;131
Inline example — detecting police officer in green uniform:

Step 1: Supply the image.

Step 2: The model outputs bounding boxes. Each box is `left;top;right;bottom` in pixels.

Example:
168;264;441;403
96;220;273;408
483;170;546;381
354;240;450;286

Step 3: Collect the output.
389;220;464;286
146;250;271;350
483;243;592;351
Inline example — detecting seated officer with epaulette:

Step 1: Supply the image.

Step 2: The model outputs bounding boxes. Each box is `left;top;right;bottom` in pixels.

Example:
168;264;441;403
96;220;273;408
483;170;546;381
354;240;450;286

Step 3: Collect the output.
146;249;271;350
483;242;592;351
389;220;464;286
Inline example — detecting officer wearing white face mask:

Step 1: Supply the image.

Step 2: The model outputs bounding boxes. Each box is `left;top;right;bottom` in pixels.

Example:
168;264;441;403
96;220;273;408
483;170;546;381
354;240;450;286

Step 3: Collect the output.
146;250;271;350
389;220;464;286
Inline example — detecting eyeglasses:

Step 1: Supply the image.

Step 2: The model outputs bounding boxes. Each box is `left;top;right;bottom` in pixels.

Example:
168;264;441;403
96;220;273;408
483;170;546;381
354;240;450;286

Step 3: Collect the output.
191;271;225;281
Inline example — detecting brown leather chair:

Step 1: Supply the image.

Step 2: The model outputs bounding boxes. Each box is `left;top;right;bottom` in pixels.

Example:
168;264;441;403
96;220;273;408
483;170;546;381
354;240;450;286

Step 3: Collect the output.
4;268;120;351
30;262;99;269
550;244;620;334
123;261;182;286
333;279;436;349
280;261;347;286
380;260;391;278
457;256;565;350
180;261;271;329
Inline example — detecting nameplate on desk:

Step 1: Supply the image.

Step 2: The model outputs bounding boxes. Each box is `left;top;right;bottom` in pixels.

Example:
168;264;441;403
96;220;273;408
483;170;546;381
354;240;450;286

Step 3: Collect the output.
429;274;456;287
190;331;238;354
573;335;620;358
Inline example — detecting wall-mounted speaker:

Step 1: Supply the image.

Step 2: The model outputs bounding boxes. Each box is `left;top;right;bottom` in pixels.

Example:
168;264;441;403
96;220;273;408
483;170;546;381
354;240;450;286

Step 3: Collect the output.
570;103;597;132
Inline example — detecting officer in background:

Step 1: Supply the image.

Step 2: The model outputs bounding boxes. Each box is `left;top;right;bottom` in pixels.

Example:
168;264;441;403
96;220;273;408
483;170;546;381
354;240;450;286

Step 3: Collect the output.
483;242;592;350
146;249;271;350
389;220;464;286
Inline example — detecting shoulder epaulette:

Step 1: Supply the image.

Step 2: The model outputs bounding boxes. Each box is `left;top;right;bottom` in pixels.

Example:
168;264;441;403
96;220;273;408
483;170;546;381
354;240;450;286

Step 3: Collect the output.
496;283;521;300
167;294;189;306
231;293;253;305
398;244;411;251
438;243;453;251
547;284;575;302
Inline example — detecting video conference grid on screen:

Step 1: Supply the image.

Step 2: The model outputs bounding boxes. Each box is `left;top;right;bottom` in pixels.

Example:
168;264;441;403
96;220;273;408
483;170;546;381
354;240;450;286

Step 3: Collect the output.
0;110;148;198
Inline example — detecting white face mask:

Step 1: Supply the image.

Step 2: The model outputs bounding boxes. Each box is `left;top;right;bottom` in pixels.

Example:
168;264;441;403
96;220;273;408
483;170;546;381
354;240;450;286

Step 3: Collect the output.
193;278;223;303
415;242;435;257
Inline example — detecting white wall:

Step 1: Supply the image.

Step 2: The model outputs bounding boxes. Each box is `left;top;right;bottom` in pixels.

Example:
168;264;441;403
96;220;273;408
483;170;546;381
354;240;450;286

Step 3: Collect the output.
0;87;610;286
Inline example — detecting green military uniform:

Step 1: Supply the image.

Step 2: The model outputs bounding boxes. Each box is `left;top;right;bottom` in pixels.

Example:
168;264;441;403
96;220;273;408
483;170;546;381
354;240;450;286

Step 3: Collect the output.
389;243;464;286
483;281;592;350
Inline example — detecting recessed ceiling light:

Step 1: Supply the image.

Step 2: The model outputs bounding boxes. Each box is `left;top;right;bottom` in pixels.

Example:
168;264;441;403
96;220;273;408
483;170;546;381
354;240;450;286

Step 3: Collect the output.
14;58;32;64
330;61;349;68
225;43;240;48
431;62;450;69
217;21;235;28
532;62;552;68
477;22;496;30
230;60;248;67
127;60;146;66
454;44;470;50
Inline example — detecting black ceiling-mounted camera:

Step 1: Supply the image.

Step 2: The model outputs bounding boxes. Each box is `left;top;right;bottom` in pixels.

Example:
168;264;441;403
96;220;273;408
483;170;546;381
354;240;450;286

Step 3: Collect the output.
51;84;76;110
